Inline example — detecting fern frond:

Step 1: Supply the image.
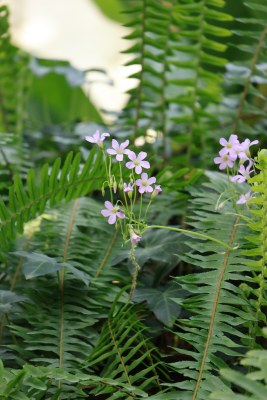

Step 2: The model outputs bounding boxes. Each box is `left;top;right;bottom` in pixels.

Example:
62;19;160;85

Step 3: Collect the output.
223;0;267;136
85;300;163;398
170;172;254;399
211;345;267;399
243;149;267;344
0;147;105;248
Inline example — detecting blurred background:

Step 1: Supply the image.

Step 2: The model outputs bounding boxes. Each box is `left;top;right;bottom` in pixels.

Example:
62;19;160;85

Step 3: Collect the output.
8;0;136;121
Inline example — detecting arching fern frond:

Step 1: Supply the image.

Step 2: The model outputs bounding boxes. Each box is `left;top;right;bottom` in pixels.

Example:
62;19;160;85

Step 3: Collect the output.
0;147;104;249
85;300;163;398
170;172;255;399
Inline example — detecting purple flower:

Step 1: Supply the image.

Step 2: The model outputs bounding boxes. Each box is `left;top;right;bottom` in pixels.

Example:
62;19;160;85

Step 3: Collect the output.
236;191;252;205
238;139;259;160
106;139;130;161
125;151;150;174
219;135;241;160
231;161;253;183
214;153;235;170
123;182;134;193
131;232;141;245
101;201;125;224
135;173;156;194
85;130;110;147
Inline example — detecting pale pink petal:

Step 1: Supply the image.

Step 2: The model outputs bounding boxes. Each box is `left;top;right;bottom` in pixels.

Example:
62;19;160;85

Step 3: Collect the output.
219;138;228;146
116;154;123;162
146;186;153;192
141;173;148;180
141;161;150;169
138;151;147;161
107;149;117;155
117;211;125;219
135;179;142;186
147;177;156;185
214;157;222;164
127;151;136;161
121;140;129;149
104;201;113;210
219;163;226;170
135;165;142;174
108;214;116;224
101;133;110;139
85;136;96;143
112;139;119;149
250;140;259;146
101;209;111;217
138;186;145;194
126;161;134;169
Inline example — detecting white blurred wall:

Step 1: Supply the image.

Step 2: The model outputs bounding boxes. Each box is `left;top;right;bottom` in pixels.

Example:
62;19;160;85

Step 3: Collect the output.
8;0;137;114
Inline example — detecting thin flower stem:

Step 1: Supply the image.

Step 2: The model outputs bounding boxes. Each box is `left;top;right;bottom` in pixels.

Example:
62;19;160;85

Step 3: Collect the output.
147;225;233;249
144;197;152;220
102;150;113;203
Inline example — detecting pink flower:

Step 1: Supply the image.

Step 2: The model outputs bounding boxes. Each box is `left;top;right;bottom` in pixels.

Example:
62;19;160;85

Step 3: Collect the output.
219;135;241;160
214;153;235;170
101;201;125;224
238;139;259;160
123;182;134;193
135;173;156;194
85;130;110;147
106;139;130;161
151;185;162;199
231;161;253;183
131;232;141;245
236;191;252;205
125;151;150;174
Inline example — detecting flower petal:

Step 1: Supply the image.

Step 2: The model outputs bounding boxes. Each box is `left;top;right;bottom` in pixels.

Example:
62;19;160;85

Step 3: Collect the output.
125;161;134;169
121;140;129;149
141;160;150;169
138;151;147;161
85;136;96;143
135;165;142;174
108;214;116;224
127;151;136;161
116;211;125;219
104;201;113;210
101;209;111;217
116;154;123;162
112;139;119;149
107;149;117;155
148;177;156;185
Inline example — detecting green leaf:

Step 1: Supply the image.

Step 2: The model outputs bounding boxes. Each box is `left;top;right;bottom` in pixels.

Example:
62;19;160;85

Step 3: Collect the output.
12;251;63;279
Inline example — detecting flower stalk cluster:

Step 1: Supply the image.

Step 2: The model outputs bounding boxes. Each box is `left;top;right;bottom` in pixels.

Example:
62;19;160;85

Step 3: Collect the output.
214;134;259;205
85;130;162;246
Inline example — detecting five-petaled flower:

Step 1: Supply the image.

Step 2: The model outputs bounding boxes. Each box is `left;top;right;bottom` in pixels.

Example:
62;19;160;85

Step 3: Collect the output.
135;173;156;194
231;161;254;183
238;139;259;160
101;201;125;225
85;130;110;147
236;191;252;205
126;151;150;174
107;139;130;161
219;134;240;160
214;153;235;170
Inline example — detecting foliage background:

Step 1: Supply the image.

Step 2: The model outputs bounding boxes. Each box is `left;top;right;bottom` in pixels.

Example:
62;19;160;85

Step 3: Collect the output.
0;0;267;399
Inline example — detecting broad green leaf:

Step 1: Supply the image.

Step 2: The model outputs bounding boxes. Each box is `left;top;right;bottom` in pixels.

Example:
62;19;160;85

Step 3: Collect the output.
12;251;63;279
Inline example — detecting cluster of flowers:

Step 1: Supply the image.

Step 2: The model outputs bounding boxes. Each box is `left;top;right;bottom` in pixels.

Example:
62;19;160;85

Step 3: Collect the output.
85;130;162;244
214;134;259;205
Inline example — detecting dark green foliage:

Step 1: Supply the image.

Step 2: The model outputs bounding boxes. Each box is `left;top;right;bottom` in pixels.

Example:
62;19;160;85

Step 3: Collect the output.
0;1;267;399
170;172;255;399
